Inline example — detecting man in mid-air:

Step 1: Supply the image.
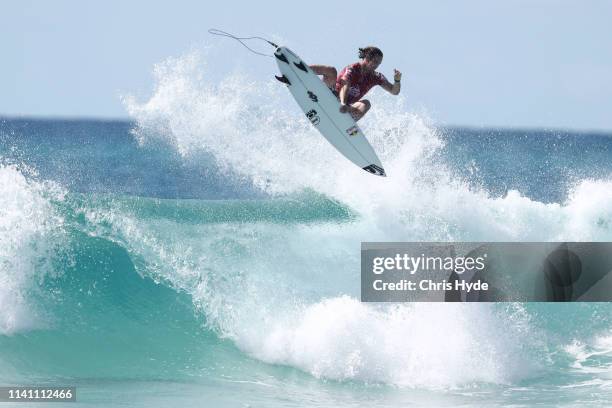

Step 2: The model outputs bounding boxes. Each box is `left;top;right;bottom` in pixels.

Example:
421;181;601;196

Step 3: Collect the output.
310;46;402;121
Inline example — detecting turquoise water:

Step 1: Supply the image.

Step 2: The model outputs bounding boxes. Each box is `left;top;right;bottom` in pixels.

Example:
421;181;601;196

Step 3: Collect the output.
1;57;612;406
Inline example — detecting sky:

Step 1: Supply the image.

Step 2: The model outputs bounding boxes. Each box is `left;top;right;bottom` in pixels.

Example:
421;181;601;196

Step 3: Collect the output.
3;0;611;130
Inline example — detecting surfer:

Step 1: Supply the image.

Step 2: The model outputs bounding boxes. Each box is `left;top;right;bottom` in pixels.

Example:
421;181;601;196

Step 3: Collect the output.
310;46;401;121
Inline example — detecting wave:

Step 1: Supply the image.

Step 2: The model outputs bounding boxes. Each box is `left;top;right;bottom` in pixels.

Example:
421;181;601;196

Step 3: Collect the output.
2;156;612;388
0;164;539;387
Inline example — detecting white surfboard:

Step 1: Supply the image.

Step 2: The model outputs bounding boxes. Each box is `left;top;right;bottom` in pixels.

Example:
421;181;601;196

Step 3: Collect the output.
274;46;386;177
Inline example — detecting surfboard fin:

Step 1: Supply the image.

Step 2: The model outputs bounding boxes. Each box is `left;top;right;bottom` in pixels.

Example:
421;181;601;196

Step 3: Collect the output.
274;52;289;64
293;61;308;72
275;75;291;85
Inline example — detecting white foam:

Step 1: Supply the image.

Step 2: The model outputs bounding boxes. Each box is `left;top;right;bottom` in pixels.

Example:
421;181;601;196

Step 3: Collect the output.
0;163;65;335
565;333;612;377
238;297;537;387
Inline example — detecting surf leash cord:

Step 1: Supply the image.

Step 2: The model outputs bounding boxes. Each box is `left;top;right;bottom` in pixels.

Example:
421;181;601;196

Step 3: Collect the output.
208;28;278;57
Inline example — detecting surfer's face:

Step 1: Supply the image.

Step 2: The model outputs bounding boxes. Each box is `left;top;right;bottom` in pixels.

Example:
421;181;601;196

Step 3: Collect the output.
363;55;382;72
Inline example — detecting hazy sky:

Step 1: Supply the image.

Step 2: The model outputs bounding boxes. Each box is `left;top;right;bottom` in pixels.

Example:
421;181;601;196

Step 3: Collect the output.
3;0;611;130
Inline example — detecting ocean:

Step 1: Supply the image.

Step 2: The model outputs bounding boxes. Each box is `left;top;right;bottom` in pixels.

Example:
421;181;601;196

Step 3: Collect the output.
1;56;612;407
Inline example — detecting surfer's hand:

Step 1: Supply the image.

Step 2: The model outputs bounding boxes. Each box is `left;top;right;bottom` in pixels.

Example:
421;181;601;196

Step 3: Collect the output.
393;69;402;82
339;104;349;113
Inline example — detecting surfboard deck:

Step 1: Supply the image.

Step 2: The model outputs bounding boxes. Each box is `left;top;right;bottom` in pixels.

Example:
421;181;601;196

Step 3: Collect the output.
274;46;386;177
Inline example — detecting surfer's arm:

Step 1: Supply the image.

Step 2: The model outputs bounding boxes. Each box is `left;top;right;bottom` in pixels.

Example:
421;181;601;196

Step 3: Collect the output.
338;82;350;105
338;81;351;113
337;67;354;112
380;69;402;95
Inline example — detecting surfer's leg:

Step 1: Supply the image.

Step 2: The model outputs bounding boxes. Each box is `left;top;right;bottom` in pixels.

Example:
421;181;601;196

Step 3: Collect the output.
310;65;337;89
349;99;371;121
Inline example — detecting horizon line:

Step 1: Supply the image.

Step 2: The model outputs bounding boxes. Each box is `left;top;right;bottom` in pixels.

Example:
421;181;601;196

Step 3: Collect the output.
1;114;611;136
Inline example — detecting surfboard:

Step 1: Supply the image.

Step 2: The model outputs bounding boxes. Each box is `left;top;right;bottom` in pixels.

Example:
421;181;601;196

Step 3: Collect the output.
274;46;386;177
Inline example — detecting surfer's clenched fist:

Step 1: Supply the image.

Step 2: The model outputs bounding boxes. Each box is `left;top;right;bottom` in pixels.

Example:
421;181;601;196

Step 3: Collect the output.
393;69;402;82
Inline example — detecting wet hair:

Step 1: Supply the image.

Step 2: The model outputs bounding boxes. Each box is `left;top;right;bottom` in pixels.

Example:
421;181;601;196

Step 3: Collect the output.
358;46;383;60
